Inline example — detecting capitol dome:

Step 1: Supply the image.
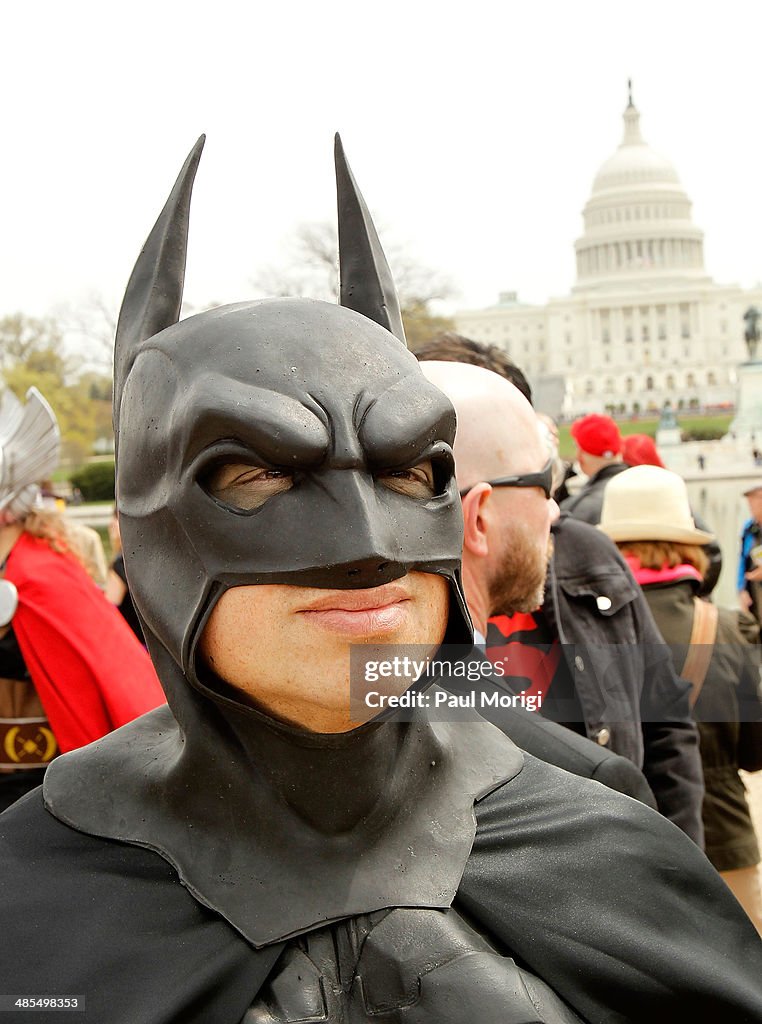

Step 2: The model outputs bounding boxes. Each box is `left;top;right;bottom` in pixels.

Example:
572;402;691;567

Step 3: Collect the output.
574;88;706;290
591;103;680;191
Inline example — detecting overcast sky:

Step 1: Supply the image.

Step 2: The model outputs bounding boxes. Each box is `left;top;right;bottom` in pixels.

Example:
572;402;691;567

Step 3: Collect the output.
3;1;761;334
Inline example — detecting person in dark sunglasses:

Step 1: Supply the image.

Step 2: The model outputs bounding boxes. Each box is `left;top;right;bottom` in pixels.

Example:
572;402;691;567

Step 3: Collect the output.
420;345;704;848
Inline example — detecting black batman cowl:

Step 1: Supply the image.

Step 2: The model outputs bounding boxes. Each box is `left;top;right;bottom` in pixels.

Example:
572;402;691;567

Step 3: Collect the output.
44;138;523;945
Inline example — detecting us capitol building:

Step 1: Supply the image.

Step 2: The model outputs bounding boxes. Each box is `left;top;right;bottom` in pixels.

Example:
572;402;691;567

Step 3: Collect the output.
455;88;760;419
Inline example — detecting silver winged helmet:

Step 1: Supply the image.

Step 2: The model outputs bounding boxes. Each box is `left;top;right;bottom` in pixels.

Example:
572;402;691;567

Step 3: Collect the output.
0;387;60;519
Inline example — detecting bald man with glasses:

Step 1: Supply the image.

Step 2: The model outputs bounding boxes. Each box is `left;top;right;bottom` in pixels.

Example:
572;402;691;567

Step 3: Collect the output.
421;358;704;844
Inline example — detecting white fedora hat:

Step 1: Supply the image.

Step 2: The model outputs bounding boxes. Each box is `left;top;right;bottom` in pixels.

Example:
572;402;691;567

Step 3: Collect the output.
598;465;714;545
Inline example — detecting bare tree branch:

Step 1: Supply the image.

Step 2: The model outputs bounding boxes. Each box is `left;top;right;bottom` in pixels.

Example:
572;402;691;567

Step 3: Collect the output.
51;292;119;372
250;221;454;311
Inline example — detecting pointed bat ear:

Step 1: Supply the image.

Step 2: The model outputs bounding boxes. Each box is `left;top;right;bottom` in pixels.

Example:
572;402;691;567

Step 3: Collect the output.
113;135;205;431
334;134;407;347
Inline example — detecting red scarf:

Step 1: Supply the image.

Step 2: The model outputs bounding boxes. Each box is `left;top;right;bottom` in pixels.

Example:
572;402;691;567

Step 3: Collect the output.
624;554;703;588
5;532;165;752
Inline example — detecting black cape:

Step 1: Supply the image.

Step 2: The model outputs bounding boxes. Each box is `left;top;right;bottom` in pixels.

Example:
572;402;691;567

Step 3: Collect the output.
1;754;761;1024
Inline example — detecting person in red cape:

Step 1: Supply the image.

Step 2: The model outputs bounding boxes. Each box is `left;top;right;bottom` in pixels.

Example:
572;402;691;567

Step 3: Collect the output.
0;387;164;812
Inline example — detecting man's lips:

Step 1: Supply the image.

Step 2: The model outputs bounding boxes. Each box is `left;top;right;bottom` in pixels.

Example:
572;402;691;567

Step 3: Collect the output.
298;585;411;635
298;584;411;613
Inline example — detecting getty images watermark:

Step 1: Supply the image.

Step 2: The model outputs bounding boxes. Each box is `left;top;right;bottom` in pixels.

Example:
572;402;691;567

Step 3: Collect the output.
349;642;762;723
349;644;544;722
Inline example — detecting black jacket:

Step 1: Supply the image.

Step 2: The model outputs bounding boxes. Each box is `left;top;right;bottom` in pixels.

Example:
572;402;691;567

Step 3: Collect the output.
495;703;658;806
543;514;705;845
559;462;629;525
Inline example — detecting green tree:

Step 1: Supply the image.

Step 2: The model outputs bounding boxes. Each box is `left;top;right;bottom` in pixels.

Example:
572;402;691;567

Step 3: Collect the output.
401;300;455;352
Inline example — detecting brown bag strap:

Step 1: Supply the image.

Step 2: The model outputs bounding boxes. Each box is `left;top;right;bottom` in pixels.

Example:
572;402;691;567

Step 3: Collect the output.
681;599;719;708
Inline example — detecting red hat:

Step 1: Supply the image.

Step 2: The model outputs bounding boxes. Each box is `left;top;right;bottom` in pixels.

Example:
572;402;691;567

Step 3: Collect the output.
570;414;621;458
621;433;664;468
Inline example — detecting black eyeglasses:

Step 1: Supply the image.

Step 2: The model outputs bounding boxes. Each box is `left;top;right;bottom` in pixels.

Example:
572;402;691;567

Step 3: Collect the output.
459;458;554;500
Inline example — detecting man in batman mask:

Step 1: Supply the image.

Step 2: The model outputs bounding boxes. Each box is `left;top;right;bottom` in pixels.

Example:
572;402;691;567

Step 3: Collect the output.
0;137;760;1024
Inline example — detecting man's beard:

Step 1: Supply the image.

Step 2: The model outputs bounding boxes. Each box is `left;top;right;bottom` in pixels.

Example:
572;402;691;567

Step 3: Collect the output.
489;525;553;616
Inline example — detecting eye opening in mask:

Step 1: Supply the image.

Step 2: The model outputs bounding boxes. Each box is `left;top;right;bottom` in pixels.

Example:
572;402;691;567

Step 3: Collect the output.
200;457;295;512
375;446;453;501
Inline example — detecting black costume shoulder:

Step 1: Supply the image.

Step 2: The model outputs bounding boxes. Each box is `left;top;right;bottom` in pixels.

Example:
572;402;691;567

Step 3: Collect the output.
3;761;761;1024
460;755;762;1023
0;790;277;1024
